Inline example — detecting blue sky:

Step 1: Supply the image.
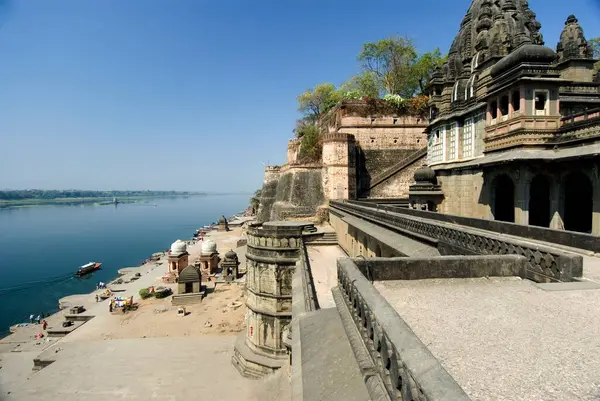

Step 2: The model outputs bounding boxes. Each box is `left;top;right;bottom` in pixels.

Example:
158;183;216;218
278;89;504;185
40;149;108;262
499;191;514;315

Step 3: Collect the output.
0;0;598;192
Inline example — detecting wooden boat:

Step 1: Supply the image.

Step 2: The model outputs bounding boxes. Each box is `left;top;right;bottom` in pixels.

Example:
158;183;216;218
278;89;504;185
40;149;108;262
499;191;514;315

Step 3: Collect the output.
75;262;102;277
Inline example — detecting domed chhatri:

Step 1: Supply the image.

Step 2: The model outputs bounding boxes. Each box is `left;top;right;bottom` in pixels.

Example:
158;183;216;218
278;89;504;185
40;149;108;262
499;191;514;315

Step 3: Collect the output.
170;240;187;255
225;249;238;260
201;239;217;255
414;165;437;184
218;215;230;232
168;240;189;277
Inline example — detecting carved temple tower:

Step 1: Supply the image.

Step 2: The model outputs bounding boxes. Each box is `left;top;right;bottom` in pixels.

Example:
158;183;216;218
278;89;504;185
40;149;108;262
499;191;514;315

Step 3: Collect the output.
417;0;600;235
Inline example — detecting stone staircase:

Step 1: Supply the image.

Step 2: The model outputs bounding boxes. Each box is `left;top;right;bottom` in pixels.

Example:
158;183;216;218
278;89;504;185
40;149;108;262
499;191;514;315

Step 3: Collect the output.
305;232;338;246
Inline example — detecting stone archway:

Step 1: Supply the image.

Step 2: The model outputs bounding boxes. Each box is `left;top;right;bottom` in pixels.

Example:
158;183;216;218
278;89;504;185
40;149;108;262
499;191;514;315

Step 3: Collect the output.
492;174;515;223
563;172;593;233
529;175;551;227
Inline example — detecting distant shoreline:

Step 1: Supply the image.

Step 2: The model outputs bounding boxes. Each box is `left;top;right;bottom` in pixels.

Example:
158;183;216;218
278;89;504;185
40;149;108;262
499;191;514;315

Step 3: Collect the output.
0;192;252;209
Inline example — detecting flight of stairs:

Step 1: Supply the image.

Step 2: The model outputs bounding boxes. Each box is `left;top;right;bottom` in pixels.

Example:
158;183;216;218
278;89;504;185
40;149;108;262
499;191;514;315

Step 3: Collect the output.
305;232;338;246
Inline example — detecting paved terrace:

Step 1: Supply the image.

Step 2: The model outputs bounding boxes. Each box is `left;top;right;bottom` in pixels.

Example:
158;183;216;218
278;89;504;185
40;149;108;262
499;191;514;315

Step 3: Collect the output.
374;277;600;401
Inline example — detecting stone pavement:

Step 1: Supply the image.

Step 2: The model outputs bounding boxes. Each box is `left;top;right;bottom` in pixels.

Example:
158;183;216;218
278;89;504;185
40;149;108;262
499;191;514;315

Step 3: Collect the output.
4;336;256;401
375;277;600;401
306;245;345;308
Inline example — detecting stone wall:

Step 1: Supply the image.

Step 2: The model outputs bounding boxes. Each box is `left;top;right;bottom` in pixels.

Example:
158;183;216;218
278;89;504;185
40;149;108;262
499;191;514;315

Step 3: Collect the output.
270;165;325;221
368;152;425;198
434;168;490;218
257;166;281;223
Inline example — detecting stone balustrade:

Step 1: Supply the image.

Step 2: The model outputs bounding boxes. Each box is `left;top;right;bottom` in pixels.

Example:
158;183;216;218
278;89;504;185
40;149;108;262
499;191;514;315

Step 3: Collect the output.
330;200;582;283
336;257;471;401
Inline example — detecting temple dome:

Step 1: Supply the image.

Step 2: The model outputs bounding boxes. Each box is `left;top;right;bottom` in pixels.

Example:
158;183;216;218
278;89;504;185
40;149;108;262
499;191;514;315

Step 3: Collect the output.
225;249;238;260
490;44;557;77
441;0;545;83
414;165;436;184
201;239;217;255
219;216;227;223
556;15;593;62
170;240;187;254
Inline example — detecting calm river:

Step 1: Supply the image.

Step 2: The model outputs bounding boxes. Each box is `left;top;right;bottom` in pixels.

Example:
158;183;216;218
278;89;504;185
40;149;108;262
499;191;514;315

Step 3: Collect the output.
0;194;249;336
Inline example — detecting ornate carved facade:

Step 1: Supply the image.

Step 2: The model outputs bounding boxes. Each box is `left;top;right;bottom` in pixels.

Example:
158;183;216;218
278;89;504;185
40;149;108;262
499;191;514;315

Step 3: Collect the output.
422;0;600;235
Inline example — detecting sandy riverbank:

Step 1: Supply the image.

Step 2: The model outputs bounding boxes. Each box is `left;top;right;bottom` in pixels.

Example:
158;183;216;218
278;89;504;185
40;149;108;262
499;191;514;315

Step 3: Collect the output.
0;216;260;400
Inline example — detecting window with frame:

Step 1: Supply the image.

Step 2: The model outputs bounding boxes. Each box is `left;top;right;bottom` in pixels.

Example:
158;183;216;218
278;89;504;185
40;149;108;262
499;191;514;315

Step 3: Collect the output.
535;91;548;115
462;118;474;158
448;123;458;160
428;127;444;163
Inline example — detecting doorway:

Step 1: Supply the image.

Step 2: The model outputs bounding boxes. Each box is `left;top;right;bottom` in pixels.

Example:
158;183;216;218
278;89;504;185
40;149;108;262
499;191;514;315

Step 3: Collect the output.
529;175;551;227
563;172;593;233
493;174;515;223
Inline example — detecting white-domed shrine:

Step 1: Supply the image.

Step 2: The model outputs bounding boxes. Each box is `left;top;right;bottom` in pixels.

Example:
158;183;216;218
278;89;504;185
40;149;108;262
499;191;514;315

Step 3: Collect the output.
168;239;189;276
201;239;217;255
198;238;220;280
171;240;187;255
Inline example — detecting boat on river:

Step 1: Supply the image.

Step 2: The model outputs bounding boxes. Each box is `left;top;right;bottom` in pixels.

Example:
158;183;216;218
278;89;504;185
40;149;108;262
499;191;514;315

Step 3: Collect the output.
75;262;102;277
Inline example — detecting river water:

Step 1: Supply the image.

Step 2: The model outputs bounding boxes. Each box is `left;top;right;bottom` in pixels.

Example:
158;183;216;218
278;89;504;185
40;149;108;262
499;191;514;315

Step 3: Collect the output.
0;194;248;336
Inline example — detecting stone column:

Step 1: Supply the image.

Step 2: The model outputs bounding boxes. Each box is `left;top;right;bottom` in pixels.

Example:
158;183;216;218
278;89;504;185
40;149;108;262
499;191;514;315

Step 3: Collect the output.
514;168;530;226
232;221;305;378
321;133;356;200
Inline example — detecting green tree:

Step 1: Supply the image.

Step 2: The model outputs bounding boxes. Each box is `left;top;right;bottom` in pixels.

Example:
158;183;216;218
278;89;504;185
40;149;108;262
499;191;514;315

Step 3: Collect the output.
589;37;600;71
296;123;321;162
297;83;342;122
340;71;380;98
357;36;444;97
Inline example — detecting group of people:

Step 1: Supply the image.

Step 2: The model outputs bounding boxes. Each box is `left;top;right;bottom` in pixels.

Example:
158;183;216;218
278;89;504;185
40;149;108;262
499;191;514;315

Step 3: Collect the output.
96;281;106;290
29;313;48;330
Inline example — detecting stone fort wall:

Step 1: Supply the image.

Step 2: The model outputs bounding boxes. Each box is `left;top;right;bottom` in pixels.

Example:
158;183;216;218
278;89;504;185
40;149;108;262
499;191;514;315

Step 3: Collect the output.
256;100;429;221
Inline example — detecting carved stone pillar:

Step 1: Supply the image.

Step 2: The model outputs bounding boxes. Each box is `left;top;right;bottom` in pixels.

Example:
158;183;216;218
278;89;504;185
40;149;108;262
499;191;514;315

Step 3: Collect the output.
514;167;530;225
232;221;308;378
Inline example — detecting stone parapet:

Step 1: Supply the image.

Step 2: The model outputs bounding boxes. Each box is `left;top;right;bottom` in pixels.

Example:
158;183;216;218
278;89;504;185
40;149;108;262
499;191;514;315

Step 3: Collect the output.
330;200;583;283
321;132;355;143
352;255;526;280
335;257;471;401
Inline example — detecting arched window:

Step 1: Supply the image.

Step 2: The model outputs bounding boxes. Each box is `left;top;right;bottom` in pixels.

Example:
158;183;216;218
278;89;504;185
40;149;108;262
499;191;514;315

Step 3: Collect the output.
452;81;460;102
471;52;480;71
465;75;477;99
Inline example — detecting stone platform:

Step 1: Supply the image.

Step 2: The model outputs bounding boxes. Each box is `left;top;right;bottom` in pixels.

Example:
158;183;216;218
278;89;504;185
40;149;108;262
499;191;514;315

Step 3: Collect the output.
374;277;600;401
231;335;288;379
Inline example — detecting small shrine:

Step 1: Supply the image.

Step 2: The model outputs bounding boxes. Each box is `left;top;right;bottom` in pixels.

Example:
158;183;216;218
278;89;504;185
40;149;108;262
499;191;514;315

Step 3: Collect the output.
171;265;205;306
197;238;220;280
167;240;189;276
221;249;240;281
218;215;230;232
177;265;202;294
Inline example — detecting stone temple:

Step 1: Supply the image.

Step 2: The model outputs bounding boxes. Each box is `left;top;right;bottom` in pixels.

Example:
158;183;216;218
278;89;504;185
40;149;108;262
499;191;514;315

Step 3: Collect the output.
245;1;600;401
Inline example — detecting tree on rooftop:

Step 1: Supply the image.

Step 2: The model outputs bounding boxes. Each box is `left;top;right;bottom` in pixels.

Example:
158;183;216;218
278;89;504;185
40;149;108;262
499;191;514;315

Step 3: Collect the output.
357;36;444;98
297;83;342;123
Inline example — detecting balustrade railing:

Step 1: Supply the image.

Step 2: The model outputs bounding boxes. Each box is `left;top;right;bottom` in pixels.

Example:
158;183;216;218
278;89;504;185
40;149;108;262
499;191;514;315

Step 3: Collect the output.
336;258;471;401
330;200;582;283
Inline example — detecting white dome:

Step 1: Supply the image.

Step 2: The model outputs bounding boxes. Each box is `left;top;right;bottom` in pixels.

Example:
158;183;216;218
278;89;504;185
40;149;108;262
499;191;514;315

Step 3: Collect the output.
171;240;187;254
201;239;217;255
